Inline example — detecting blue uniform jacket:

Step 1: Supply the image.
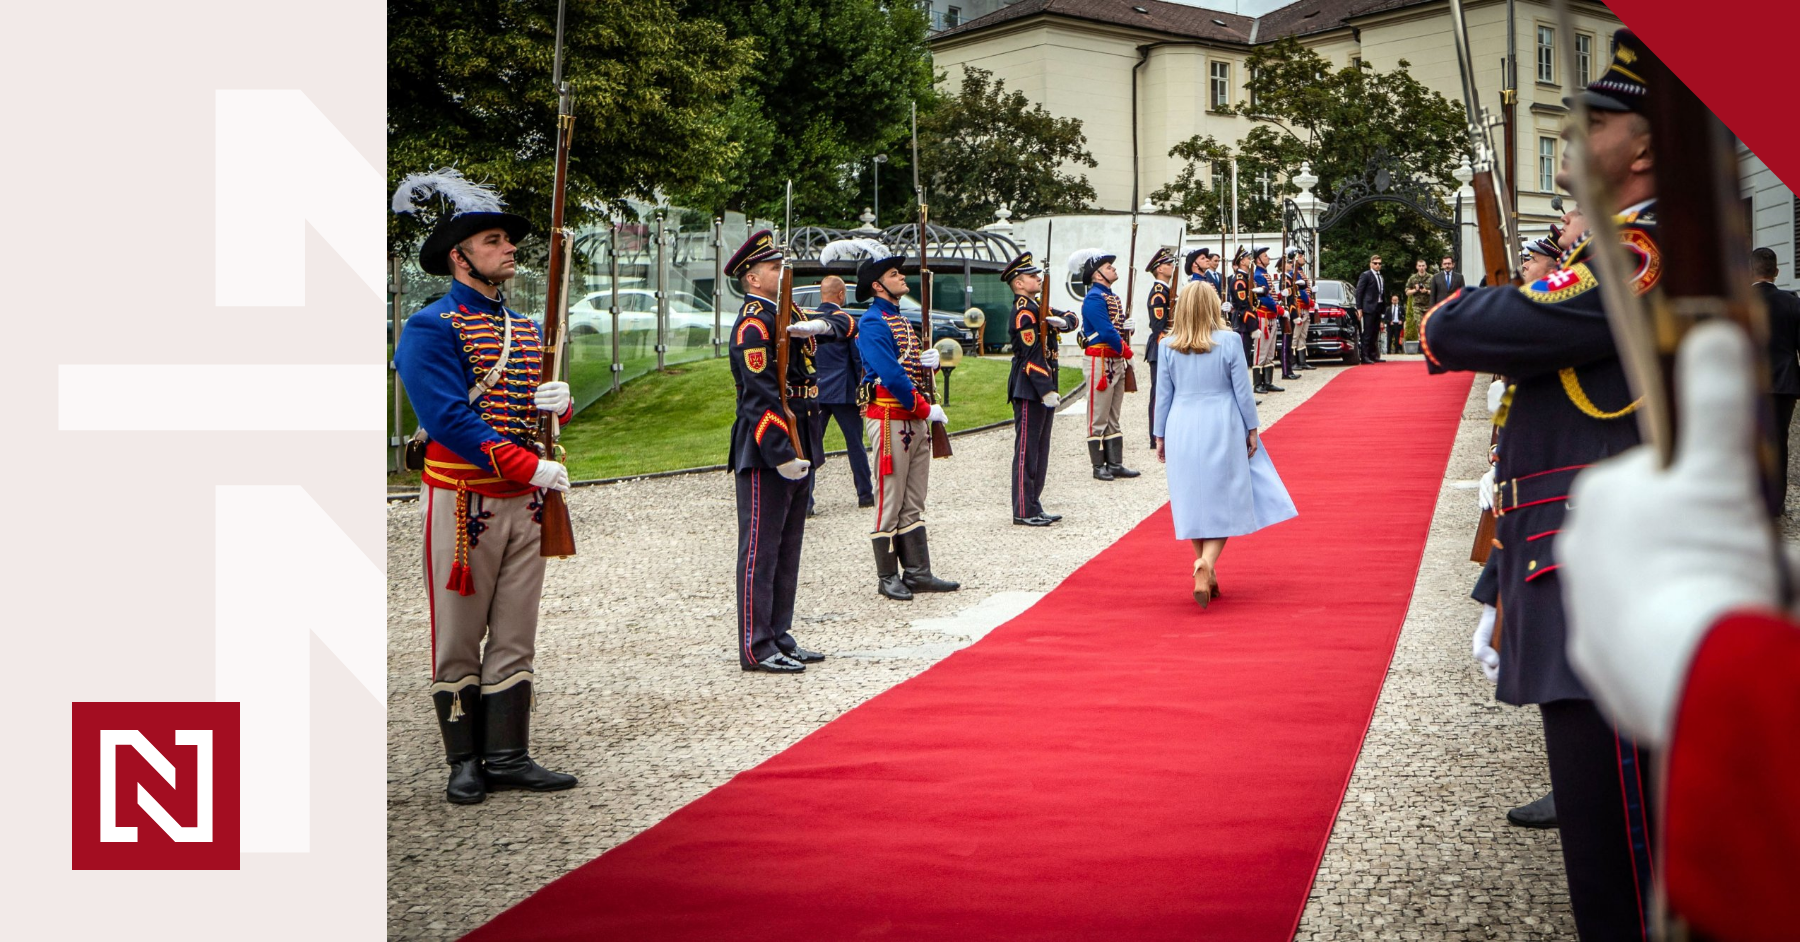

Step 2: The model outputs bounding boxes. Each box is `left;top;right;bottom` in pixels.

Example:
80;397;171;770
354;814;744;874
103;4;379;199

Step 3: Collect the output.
1421;205;1661;705
1080;282;1124;355
395;280;547;474
856;297;927;410
809;302;862;405
1253;268;1280;317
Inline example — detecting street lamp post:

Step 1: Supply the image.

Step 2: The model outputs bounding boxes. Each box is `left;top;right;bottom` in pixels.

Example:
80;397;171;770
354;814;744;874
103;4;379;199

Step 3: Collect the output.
872;154;888;228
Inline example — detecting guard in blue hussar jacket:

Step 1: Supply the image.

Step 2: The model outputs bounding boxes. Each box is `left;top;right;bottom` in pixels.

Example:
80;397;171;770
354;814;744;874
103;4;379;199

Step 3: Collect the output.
391;169;579;805
1186;246;1221;293
725;230;829;674
1250;247;1285;393
1070;248;1139;481
802;273;871;510
855;247;961;600
1000;251;1074;526
1418;28;1669;939
1144;246;1178;448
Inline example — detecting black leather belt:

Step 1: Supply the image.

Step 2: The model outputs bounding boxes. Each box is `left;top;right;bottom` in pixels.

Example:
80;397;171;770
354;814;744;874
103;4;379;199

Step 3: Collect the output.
1493;464;1591;516
785;385;818;399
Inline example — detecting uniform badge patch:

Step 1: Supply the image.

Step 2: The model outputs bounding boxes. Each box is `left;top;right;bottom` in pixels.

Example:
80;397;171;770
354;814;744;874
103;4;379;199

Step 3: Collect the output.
1620;228;1662;295
1545;268;1581;290
745;349;766;373
1021;328;1036;346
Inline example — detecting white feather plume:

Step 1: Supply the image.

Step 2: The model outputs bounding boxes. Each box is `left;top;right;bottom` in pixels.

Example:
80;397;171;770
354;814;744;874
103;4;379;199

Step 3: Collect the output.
391;168;507;217
1067;248;1100;276
818;238;890;266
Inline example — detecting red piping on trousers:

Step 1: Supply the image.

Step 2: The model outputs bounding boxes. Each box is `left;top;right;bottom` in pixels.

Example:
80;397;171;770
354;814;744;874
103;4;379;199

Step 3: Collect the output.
1614;736;1651;941
1016;403;1030;518
424;486;437;677
1526;529;1561;542
743;472;759;661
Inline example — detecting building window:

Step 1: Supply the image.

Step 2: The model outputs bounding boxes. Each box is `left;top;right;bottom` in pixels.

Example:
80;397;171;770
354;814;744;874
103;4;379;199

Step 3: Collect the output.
1537;26;1556;84
1210;61;1231;110
946;6;959;27
1539;137;1556;192
1576;33;1593;88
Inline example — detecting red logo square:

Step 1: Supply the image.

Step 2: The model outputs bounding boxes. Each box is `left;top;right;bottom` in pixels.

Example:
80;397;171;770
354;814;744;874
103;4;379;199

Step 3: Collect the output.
71;702;240;870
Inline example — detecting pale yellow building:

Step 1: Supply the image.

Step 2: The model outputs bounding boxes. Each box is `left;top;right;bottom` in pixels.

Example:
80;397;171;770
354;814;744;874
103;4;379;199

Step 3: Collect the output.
931;0;1625;238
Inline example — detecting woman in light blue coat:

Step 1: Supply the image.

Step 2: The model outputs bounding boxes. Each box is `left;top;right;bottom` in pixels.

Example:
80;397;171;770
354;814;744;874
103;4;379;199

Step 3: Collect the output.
1153;279;1297;607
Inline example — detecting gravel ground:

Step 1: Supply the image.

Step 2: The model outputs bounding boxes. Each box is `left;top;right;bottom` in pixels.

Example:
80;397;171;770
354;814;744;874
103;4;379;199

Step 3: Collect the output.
387;357;1596;940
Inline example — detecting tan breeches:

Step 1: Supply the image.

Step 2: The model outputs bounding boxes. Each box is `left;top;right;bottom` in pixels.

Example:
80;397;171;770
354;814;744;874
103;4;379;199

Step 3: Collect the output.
1086;356;1126;440
422;485;545;688
867;416;930;540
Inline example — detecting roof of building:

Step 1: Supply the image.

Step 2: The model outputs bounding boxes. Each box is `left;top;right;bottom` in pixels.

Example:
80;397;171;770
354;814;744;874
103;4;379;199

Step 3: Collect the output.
933;0;1439;46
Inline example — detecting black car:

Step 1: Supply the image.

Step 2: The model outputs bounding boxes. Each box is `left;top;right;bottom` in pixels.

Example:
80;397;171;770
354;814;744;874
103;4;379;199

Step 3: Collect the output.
1304;279;1362;365
790;284;978;352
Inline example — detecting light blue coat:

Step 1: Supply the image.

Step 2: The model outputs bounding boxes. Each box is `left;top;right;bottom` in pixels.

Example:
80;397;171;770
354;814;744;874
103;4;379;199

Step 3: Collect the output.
1152;330;1298;539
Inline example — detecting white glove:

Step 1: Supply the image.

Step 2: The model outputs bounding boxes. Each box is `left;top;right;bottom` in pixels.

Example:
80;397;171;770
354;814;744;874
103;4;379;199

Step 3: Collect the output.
1561;322;1781;748
1121;319;1135;333
1254;284;1267;295
928;404;947;425
1472;604;1500;683
529;459;570;492
1221;302;1233;314
1042;392;1060;409
1477;468;1495;512
1046;316;1071;331
1486;379;1506;415
534;381;570;414
787;319;830;337
775;458;811;481
919;347;941;370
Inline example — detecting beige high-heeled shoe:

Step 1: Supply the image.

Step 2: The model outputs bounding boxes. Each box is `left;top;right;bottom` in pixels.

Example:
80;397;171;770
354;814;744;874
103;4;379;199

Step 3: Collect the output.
1192;559;1212;609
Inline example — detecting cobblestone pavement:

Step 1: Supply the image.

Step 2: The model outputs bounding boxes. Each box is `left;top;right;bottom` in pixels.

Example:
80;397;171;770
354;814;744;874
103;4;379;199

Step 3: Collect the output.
1293;375;1573;941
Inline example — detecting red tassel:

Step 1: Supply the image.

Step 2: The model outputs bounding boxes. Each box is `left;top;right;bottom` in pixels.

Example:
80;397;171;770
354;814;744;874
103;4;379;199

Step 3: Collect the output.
447;562;475;597
880;454;893;476
1096;375;1108;393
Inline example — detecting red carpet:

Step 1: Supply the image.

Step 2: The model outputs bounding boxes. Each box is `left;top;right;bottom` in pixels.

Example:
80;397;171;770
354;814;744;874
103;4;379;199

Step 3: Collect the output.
466;364;1472;941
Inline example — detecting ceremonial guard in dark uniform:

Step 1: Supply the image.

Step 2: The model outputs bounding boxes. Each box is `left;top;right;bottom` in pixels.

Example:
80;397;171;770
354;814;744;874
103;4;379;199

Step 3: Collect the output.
1284;248;1316;372
1419;29;1667;939
391;170;579;804
807;276;874;509
1143;246;1177;448
1226;247;1259;367
1073;249;1140;481
781;278;853;517
1001;251;1071;526
725;230;828;673
856;249;960;600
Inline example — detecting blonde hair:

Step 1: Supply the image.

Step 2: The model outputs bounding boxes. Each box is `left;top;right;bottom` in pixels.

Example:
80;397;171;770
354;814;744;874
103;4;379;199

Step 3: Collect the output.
1166;280;1229;354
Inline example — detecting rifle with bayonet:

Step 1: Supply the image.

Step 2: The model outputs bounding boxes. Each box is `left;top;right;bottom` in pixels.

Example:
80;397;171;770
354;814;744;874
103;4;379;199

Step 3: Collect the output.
1121;217;1140;393
535;0;577;558
1040;220;1056;362
913;102;952;459
776;180;805;461
1447;0;1524;290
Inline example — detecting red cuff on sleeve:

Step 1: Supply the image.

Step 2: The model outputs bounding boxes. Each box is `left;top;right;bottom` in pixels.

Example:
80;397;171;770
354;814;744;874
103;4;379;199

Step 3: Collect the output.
483;440;540;484
912;390;933;418
1665;608;1800;942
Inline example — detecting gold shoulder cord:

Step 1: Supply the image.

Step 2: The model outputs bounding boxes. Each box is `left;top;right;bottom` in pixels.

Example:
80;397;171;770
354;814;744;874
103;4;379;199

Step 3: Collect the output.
1559;367;1642;419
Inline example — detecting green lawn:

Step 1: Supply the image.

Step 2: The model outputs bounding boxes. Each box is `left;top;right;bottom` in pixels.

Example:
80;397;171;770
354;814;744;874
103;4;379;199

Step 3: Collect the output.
388;354;1082;487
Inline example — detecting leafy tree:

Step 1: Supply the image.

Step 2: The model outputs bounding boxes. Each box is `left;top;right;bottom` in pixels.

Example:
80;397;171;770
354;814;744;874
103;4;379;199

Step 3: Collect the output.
674;0;936;227
1153;38;1468;282
388;0;756;253
917;67;1098;229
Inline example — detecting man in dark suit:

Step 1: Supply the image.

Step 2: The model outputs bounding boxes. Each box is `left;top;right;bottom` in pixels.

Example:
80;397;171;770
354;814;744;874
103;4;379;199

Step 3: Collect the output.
1354;254;1385;362
809;275;875;510
1753;247;1800;511
1430;255;1466;307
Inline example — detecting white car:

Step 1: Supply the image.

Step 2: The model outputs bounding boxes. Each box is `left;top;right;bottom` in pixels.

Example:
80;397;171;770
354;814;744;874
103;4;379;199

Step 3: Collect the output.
567;289;719;336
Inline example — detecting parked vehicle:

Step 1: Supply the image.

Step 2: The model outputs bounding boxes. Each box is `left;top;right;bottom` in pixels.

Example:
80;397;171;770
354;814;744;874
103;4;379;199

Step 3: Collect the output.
566;289;715;337
789;284;979;353
1304;279;1362;365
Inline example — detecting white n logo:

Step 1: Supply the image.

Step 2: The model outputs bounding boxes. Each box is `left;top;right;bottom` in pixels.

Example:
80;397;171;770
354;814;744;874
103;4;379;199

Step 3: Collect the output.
98;730;214;844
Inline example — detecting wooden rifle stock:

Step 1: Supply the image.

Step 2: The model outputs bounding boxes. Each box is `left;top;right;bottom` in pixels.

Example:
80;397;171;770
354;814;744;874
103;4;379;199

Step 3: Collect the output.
1470;169;1522;289
1039;221;1055;362
1121;219;1139;393
776;265;805;461
535;88;577;559
917;208;952;458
